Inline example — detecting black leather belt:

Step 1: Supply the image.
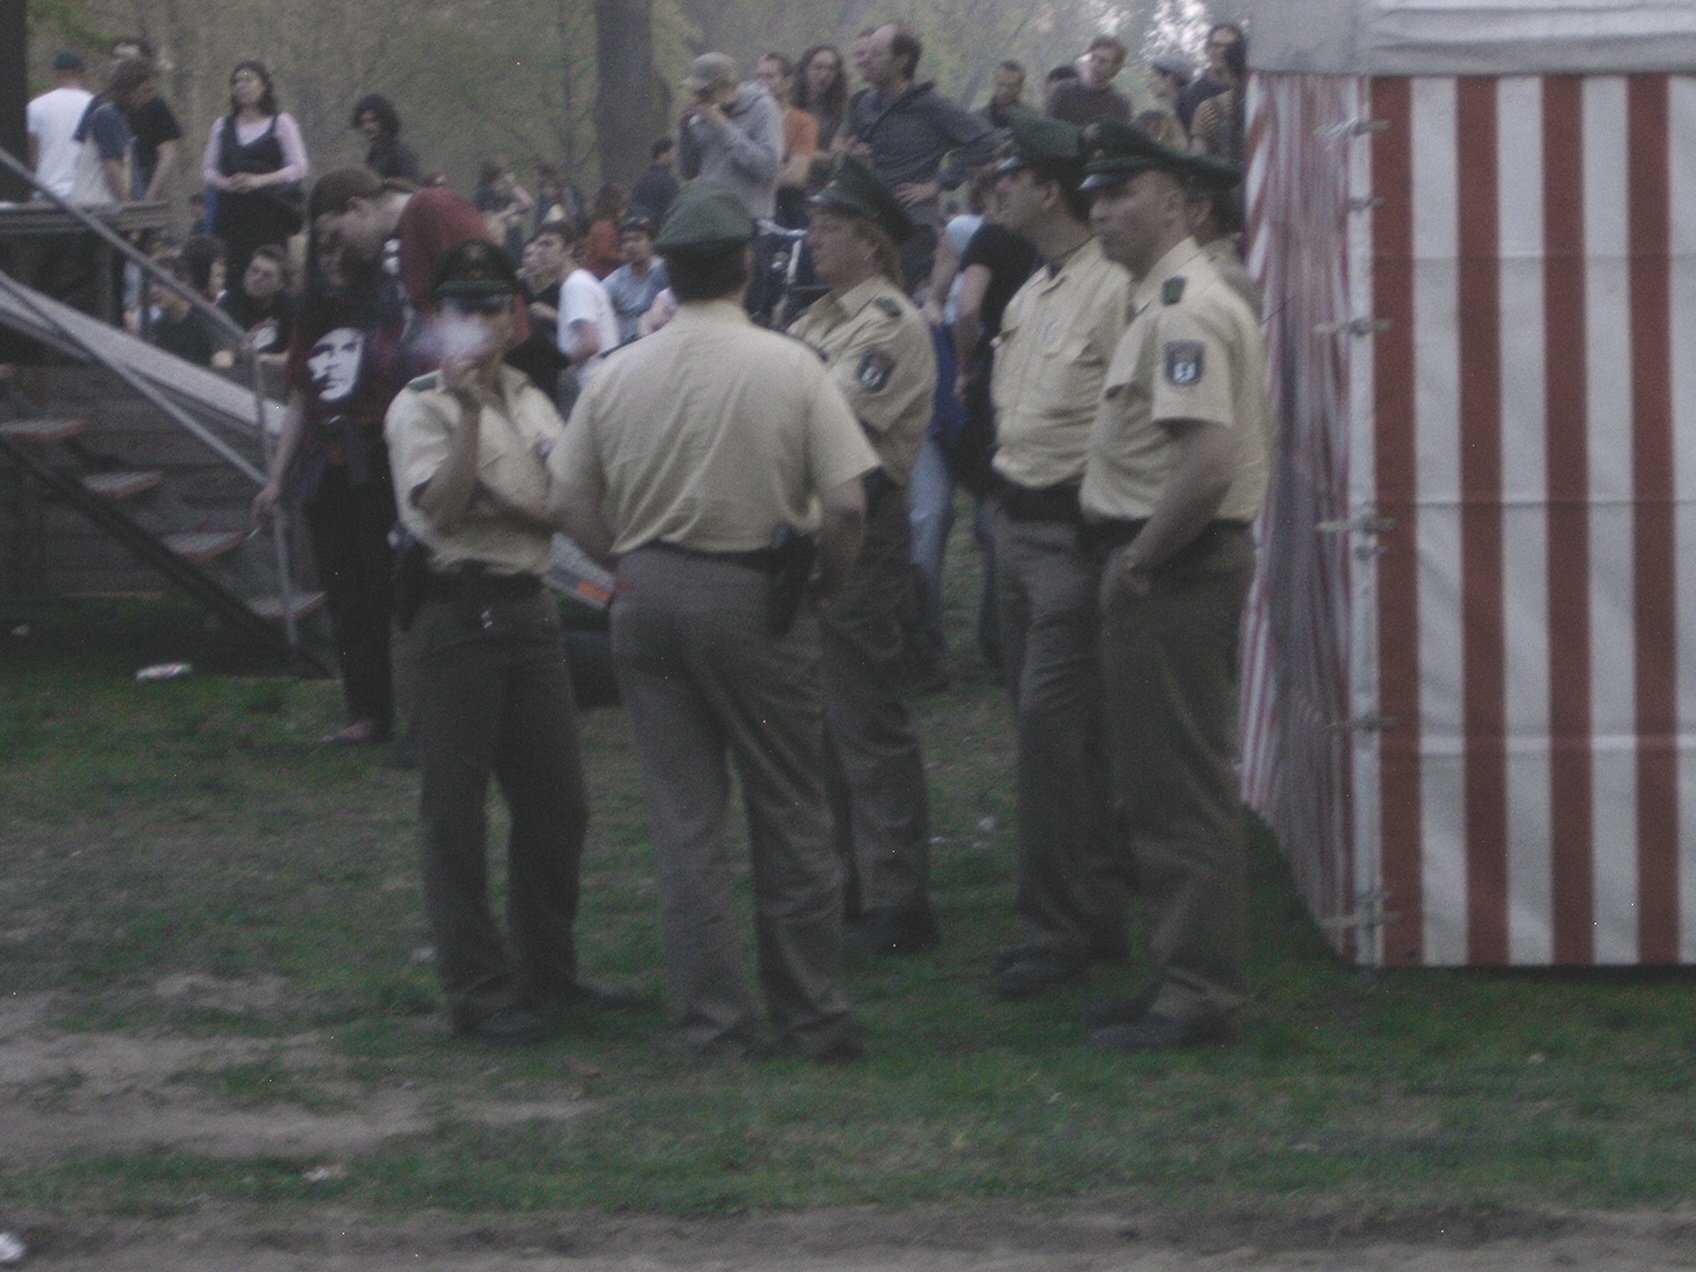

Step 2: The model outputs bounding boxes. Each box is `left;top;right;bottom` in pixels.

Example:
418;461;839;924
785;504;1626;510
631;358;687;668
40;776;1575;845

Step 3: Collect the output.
644;540;777;572
421;570;542;602
998;479;1084;525
1082;518;1250;554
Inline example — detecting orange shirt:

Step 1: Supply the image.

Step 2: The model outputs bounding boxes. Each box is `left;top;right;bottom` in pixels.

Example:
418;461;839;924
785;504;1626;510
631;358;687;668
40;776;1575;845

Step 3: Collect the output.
782;107;819;162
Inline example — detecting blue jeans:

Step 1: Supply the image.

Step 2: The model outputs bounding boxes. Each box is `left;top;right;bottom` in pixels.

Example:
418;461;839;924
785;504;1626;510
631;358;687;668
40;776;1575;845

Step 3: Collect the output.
908;433;1000;670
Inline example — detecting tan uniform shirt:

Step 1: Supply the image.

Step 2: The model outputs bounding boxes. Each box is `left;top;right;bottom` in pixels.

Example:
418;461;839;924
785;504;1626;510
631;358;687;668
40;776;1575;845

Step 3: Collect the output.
788;275;935;487
1200;236;1263;317
1080;237;1273;524
551;299;877;556
385;365;564;576
990;236;1130;490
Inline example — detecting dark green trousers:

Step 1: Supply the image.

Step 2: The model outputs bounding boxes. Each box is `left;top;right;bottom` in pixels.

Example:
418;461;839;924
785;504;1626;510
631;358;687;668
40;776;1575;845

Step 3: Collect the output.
610;547;853;1057
818;489;933;916
995;513;1120;958
1099;525;1254;1025
414;591;588;1031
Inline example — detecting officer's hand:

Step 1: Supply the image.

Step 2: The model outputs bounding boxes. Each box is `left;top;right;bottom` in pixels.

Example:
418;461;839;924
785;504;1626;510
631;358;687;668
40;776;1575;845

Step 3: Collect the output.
441;356;485;406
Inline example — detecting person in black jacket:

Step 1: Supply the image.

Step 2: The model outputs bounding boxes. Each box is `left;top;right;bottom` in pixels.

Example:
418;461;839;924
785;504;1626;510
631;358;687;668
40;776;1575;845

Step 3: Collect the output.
351;94;422;183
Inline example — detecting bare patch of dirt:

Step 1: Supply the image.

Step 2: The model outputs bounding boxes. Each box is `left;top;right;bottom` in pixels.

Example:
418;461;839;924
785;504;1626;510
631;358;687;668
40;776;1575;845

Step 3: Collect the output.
6;996;1696;1269
153;973;290;1013
9;1205;1696;1270
0;992;592;1163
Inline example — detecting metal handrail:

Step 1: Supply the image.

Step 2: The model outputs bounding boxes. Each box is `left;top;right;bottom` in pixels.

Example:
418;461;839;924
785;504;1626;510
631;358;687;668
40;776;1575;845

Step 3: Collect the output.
0;141;302;653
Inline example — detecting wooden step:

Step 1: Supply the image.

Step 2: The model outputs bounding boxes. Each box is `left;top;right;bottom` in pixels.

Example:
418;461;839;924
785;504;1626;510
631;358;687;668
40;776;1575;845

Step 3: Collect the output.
0;417;88;444
248;591;326;623
163;529;249;564
83;469;164;500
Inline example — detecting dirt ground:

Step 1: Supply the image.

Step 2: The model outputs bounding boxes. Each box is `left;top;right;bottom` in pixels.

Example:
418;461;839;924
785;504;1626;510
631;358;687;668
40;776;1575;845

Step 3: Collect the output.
12;1206;1696;1270
6;990;1696;1271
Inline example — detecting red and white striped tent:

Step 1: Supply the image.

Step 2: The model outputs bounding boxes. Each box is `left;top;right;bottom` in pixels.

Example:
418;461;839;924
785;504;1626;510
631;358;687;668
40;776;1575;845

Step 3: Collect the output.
1238;1;1696;966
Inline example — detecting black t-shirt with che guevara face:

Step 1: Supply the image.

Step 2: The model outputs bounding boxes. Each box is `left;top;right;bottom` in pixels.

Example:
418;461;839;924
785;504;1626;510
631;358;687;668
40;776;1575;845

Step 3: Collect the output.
283;276;411;496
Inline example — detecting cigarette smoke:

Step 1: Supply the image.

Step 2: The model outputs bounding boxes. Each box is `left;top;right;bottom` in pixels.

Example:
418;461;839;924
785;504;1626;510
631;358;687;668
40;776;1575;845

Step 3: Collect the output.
420;312;493;364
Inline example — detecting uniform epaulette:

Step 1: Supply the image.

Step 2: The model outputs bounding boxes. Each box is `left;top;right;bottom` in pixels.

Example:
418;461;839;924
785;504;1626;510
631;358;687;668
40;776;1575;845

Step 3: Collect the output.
873;296;903;319
1162;277;1186;305
407;372;441;392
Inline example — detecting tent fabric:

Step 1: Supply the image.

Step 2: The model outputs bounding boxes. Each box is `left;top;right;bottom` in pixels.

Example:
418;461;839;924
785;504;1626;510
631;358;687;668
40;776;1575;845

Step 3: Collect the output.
1240;69;1696;966
1250;1;1696;77
1240;72;1370;963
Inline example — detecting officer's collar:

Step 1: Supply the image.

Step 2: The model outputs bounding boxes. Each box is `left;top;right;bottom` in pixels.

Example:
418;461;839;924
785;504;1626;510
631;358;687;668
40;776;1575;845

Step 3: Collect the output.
1129;236;1205;313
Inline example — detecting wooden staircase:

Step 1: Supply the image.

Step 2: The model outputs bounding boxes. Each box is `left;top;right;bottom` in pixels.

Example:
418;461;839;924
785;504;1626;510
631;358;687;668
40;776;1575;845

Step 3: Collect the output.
0;275;329;673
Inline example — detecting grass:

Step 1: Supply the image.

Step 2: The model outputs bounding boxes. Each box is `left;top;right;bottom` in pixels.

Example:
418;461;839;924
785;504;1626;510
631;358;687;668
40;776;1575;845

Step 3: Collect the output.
3;576;1696;1224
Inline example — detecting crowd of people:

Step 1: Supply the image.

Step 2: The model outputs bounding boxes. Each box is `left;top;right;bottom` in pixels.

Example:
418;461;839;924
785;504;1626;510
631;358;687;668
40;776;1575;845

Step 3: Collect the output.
21;19;1266;1061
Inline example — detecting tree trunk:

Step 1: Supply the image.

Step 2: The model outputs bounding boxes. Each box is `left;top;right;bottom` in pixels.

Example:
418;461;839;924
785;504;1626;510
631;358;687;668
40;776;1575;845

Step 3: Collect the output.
0;0;28;201
594;0;657;190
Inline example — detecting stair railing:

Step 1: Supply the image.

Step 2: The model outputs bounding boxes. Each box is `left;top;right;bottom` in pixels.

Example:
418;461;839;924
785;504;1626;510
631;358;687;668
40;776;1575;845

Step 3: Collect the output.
0;142;302;655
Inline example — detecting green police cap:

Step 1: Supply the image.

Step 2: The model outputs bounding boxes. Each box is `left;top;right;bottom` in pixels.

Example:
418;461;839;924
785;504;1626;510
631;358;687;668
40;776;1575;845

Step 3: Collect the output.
654;183;755;253
994;111;1083;180
810;153;916;245
431;237;521;298
1079;118;1242;192
1187;151;1242;195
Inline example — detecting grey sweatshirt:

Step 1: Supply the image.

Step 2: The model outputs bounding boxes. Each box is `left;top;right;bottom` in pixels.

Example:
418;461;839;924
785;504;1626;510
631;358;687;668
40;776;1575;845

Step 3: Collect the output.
677;82;783;221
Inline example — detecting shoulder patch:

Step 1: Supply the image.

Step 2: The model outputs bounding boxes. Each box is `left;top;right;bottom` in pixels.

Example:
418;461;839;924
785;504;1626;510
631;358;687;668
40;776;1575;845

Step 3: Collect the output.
1164;341;1205;387
856;349;896;393
873;296;902;319
1162;277;1186;306
406;372;440;392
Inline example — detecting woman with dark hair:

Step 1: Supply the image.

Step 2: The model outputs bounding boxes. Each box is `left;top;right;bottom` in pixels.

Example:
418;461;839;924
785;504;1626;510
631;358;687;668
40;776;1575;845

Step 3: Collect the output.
250;200;408;747
201;60;310;297
69;55;160;206
533;165;587;235
580;182;626;280
472;159;532;266
1189;38;1247;162
351;93;422;182
788;157;940;955
794;44;848;153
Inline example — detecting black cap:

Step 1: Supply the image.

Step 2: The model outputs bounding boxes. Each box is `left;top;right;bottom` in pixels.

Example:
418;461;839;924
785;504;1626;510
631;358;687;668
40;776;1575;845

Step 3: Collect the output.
1079;118;1241;193
994;111;1083;181
53;50;86;72
810;154;916;245
431;238;521;299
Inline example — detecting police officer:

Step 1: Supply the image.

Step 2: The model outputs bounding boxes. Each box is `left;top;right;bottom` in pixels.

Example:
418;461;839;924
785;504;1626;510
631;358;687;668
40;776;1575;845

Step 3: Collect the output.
985;113;1132;999
1076;121;1273;1052
789;155;940;956
549;186;877;1062
383;239;626;1045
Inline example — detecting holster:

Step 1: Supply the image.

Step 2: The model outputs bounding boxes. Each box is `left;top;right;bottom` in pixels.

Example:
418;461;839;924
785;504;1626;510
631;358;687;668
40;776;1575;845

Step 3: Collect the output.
766;522;818;637
392;525;432;633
